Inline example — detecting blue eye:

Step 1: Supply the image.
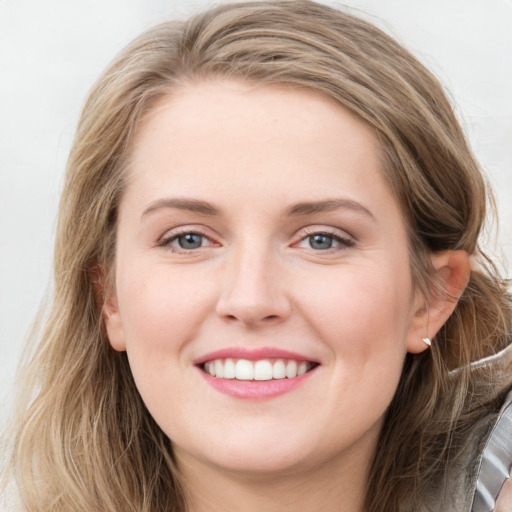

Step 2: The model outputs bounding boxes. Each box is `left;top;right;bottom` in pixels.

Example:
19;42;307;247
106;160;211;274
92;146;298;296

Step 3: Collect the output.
159;231;210;251
295;230;354;252
308;234;335;250
175;233;205;249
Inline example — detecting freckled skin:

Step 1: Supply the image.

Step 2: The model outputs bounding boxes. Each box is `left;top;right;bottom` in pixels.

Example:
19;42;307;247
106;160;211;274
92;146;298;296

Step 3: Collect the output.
104;80;429;509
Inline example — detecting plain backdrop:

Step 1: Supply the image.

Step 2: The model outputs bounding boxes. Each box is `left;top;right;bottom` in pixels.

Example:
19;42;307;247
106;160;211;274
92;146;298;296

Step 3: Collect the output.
1;0;511;426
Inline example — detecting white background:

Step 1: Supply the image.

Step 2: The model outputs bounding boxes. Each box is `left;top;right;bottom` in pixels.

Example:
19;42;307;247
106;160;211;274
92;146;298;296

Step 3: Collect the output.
1;0;511;425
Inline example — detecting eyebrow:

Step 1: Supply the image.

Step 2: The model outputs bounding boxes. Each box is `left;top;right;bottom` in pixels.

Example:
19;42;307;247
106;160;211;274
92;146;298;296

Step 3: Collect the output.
142;198;220;218
141;197;374;220
286;198;374;219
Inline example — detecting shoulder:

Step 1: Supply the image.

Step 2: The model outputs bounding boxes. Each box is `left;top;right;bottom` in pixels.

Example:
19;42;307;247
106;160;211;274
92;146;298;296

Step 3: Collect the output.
435;387;512;512
413;345;512;512
450;343;512;512
471;387;512;511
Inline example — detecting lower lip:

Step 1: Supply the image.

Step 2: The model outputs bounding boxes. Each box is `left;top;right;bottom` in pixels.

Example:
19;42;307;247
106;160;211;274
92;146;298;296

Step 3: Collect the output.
197;367;317;399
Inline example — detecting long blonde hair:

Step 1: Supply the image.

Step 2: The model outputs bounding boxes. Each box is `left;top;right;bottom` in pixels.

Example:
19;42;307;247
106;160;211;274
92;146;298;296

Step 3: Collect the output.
3;2;511;511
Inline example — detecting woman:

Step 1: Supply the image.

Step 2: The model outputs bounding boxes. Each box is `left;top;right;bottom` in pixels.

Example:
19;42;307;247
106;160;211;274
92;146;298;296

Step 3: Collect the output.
2;1;511;511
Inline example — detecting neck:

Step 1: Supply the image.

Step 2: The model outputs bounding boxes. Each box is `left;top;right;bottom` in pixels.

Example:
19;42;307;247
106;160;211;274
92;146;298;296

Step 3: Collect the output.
176;436;375;512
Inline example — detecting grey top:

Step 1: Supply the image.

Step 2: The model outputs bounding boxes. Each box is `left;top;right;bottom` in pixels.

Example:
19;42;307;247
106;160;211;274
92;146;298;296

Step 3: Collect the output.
415;346;512;512
471;388;512;511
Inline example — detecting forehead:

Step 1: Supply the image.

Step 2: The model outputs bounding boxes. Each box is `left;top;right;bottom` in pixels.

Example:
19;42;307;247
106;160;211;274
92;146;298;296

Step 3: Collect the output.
123;79;398;221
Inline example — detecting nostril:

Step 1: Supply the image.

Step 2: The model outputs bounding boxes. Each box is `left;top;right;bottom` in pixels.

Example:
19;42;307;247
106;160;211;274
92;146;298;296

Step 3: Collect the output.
216;294;291;326
223;314;278;322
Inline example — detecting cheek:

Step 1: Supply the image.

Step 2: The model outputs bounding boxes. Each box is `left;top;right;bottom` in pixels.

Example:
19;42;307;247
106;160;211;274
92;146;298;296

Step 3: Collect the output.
311;269;411;415
302;263;413;349
300;263;413;405
114;265;220;425
115;263;218;363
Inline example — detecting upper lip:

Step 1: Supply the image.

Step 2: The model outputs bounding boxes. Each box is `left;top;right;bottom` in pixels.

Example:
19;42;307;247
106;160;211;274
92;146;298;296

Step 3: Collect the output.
193;347;320;365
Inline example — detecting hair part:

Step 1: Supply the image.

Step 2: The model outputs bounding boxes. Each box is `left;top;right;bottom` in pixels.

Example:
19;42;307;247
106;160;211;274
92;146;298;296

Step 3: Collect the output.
3;2;511;511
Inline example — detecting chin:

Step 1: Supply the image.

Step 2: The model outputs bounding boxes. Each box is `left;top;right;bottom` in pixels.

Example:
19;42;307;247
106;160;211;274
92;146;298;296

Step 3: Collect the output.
174;424;321;477
202;448;311;477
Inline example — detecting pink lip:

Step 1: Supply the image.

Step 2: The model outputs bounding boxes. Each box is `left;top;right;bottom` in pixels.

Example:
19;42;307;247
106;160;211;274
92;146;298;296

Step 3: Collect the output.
193;347;318;365
194;347;319;400
197;366;318;400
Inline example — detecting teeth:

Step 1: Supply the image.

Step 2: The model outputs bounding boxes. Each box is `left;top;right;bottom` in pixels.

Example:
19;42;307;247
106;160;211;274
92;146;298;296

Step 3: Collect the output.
214;359;224;378
205;361;215;377
297;361;308;376
235;359;254;380
203;358;314;380
286;360;297;379
272;359;286;379
254;360;273;381
224;358;235;379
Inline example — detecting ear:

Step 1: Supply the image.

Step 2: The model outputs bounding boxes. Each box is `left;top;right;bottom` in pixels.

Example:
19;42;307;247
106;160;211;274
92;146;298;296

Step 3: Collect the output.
91;266;126;352
406;250;471;354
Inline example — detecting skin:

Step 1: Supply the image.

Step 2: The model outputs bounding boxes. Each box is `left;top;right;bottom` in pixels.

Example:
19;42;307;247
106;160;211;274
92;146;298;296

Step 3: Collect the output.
104;80;469;512
495;474;512;511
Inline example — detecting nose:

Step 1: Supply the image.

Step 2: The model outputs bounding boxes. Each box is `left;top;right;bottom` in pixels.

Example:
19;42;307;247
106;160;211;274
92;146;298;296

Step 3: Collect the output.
215;244;292;328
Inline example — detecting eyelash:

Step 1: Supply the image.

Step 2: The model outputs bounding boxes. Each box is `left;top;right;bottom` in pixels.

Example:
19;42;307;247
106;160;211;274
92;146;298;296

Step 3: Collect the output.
157;227;217;252
157;227;355;253
293;227;355;253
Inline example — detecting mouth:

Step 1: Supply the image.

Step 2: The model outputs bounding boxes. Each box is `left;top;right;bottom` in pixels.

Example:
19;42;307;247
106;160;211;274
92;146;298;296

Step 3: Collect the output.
194;348;320;398
201;358;319;381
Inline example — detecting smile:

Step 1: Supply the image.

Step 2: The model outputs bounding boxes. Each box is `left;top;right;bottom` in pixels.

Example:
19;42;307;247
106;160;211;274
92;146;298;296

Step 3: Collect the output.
203;358;316;380
195;348;320;398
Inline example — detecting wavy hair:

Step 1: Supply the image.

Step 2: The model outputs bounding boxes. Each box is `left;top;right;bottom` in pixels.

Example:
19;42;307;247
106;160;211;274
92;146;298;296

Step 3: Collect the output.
2;2;511;511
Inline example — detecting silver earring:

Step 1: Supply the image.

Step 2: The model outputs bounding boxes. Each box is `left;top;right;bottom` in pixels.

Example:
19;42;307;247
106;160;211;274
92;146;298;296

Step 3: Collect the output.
422;337;431;347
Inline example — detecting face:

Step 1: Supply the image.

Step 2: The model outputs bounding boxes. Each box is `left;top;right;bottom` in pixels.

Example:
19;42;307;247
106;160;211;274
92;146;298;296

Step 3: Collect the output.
105;80;427;478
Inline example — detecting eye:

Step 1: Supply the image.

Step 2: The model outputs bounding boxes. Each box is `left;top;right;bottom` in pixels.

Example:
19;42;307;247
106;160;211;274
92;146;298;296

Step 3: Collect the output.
294;229;354;252
174;233;206;249
307;233;337;250
158;229;217;252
